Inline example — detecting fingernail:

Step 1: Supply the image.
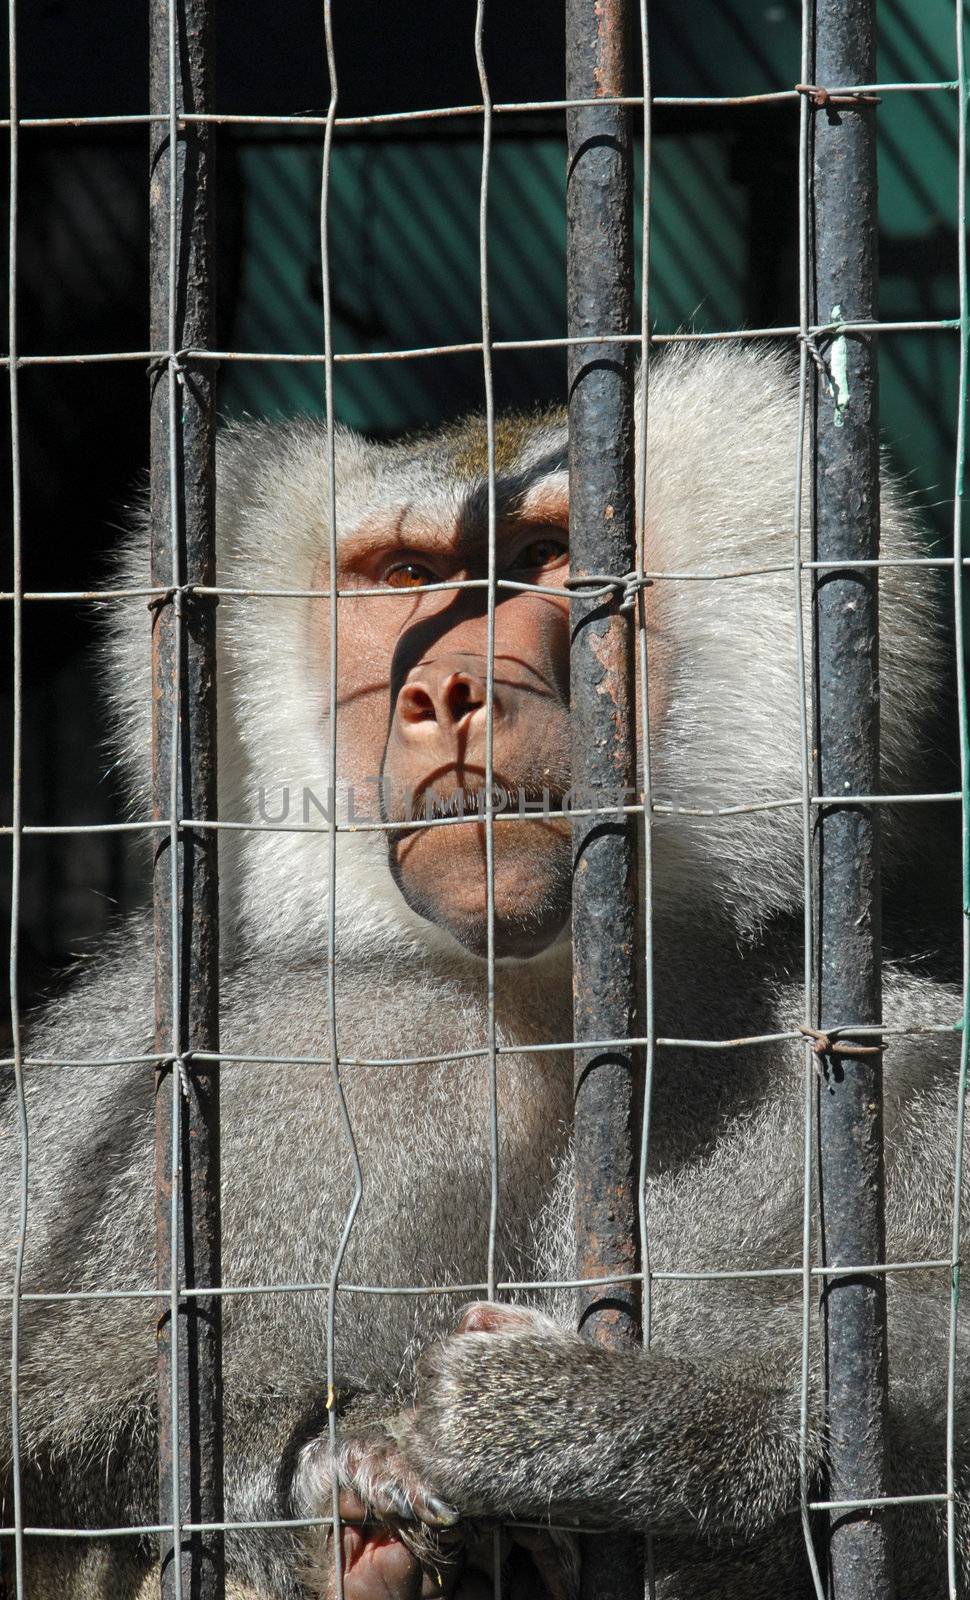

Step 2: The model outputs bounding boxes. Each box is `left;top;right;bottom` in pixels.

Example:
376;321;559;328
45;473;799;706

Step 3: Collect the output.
424;1496;460;1527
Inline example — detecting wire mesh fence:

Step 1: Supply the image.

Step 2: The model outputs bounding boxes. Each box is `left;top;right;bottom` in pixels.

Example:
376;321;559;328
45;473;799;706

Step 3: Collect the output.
2;3;969;1600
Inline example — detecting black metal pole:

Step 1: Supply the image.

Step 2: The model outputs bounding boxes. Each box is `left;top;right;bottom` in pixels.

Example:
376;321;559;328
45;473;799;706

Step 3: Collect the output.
566;4;643;1597
810;3;892;1597
149;0;223;1595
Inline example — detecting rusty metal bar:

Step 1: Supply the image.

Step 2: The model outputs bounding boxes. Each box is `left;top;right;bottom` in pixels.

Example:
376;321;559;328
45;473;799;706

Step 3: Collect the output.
566;2;643;1596
809;2;893;1597
149;0;223;1595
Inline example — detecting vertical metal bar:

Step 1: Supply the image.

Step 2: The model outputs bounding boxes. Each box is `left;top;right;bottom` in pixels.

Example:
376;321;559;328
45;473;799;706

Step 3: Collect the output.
5;0;27;1592
633;9;657;1600
796;8;827;1596
809;3;892;1597
633;0;653;1363
149;0;223;1595
566;3;643;1597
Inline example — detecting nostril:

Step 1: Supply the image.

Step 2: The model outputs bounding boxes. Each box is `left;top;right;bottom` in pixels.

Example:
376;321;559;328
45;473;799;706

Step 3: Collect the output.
398;664;493;729
443;673;486;724
398;684;437;724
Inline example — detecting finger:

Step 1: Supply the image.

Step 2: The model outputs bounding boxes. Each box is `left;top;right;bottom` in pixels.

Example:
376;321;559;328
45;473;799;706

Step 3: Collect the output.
329;1527;424;1600
343;1436;459;1531
456;1302;540;1336
407;1489;461;1530
337;1488;372;1524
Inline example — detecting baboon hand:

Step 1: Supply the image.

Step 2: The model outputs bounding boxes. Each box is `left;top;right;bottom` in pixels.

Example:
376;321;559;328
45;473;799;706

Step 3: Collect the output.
302;1401;576;1599
301;1423;465;1598
337;1427;462;1530
389;1302;587;1523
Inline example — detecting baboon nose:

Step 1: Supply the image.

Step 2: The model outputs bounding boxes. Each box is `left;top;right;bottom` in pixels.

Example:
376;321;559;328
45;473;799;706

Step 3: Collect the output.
397;658;494;731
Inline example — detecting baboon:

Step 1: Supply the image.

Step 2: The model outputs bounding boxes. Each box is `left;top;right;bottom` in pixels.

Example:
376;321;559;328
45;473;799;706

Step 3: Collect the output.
2;343;963;1598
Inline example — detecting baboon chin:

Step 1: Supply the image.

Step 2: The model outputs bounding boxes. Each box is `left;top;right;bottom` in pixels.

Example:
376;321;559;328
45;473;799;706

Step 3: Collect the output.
389;815;573;959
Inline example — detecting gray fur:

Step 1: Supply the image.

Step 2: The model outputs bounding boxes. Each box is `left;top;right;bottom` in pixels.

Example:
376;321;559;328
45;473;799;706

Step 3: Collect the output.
1;345;963;1597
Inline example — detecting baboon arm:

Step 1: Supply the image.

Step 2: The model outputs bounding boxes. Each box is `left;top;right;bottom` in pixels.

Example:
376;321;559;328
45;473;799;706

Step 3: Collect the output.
389;1314;816;1546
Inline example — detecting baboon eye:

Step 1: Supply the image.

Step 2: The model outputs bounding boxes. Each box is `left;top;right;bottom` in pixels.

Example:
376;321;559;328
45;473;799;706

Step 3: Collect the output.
385;561;436;589
512;537;568;572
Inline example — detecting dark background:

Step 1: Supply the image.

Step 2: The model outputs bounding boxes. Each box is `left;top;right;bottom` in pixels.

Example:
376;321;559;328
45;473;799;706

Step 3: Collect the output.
0;0;960;1005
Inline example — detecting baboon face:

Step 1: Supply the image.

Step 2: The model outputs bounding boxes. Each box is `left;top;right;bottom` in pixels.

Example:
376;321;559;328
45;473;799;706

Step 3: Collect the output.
317;492;575;960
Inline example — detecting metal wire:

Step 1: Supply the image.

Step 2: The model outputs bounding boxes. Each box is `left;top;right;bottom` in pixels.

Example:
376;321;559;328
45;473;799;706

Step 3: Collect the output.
6;548;970;605
5;0;27;1590
317;8;364;1598
0;318;959;372
0;784;961;849
944;5;970;1592
3;5;967;1592
0;77;957;132
471;12;505;1597
163;0;186;1588
2;1012;957;1086
0;1253;956;1307
472;0;501;1330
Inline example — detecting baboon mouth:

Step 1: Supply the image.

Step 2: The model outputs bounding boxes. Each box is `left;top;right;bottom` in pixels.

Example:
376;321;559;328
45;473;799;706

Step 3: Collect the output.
390;771;566;823
418;785;565;820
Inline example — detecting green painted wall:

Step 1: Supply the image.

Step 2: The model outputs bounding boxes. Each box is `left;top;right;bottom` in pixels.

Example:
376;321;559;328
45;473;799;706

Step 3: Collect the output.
220;0;961;542
222;134;747;429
